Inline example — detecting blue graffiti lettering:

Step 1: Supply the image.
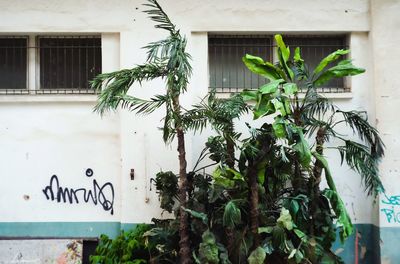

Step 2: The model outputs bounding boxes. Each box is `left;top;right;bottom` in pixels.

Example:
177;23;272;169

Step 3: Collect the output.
382;194;400;206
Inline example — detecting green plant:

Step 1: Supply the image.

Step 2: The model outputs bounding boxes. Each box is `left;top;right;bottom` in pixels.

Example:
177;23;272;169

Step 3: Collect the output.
233;34;384;262
92;2;384;261
90;224;152;264
92;0;193;262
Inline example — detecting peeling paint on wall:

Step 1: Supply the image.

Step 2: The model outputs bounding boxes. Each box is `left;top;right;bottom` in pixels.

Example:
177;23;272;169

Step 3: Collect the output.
0;239;82;264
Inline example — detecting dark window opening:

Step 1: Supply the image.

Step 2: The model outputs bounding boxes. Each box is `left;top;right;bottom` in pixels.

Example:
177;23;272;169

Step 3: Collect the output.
82;239;98;264
209;35;272;93
208;34;348;93
38;36;102;90
0;37;28;89
284;35;347;92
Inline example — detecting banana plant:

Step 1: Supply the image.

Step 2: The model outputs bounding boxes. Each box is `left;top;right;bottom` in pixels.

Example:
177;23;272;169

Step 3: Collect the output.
239;34;384;263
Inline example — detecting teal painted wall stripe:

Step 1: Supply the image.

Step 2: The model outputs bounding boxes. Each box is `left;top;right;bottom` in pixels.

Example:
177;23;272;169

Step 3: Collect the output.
0;222;138;239
4;222;400;263
332;223;379;264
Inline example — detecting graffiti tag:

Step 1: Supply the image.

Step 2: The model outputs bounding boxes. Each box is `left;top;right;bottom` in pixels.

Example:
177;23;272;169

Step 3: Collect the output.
42;169;114;215
381;194;400;223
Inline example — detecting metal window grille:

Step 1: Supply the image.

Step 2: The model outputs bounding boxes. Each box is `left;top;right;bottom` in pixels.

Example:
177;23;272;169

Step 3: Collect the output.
208;35;272;93
208;34;348;93
284;35;348;93
0;36;28;90
0;35;102;95
38;35;102;92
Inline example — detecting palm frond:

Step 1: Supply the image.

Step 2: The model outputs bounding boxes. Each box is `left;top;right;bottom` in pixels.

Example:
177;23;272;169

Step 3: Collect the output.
182;109;208;133
144;38;176;63
142;0;192;91
183;92;248;134
338;140;384;196
143;0;176;33
304;118;336;141
119;94;169;115
92;63;167;115
337;110;385;159
302;90;336;121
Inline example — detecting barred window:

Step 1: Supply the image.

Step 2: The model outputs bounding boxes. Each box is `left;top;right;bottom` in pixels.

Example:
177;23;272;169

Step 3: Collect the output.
0;35;102;95
208;34;348;93
208;35;272;93
284;35;347;92
38;36;102;90
0;36;28;89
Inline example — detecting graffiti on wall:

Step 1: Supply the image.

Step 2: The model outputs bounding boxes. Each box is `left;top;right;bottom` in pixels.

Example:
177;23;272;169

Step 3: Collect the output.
381;194;400;223
42;169;115;215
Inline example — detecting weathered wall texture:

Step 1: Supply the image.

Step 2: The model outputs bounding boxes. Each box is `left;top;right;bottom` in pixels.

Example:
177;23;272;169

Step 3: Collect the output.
0;0;398;263
370;0;400;263
0;239;82;264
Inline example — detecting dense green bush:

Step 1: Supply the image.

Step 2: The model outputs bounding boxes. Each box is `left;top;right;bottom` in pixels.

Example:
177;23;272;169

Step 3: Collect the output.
90;224;152;264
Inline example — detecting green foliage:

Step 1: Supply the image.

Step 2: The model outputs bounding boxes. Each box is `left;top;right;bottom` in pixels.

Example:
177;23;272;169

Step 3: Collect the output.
248;247;266;264
313;152;353;242
223;201;242;228
93;6;385;262
90;224;152;264
198;230;220;264
313;49;349;74
155;171;178;213
93;0;195;262
92;0;192;143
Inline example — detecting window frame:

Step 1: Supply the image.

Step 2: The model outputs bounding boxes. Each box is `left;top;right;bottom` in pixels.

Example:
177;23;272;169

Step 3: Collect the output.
0;33;102;95
36;35;102;92
207;33;350;94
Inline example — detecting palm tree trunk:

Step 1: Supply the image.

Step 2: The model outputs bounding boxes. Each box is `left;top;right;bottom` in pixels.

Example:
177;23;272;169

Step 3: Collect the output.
310;127;326;236
247;143;270;250
247;163;260;249
292;106;303;190
223;129;237;260
225;131;235;169
171;95;192;264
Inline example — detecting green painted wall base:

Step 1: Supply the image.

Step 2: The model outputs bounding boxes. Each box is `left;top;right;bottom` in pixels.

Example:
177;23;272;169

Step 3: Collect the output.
2;222;400;263
332;224;400;264
0;222;137;239
332;224;379;264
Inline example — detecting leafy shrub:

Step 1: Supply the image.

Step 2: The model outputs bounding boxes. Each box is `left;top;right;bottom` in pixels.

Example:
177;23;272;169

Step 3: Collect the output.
90;224;152;264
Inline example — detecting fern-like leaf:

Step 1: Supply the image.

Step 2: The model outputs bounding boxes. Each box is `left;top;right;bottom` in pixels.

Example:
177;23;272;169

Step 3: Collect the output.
338;110;385;159
143;0;176;33
92;63;167;115
338;140;384;196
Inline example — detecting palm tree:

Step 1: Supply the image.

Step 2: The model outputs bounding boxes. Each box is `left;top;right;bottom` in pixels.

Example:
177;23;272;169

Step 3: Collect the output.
91;0;193;262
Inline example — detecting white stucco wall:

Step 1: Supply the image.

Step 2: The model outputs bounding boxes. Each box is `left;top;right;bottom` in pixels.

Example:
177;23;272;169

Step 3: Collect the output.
370;0;400;229
0;0;387;235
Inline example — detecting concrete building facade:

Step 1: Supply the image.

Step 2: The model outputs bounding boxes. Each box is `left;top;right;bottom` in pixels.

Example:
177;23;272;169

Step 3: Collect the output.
0;0;399;263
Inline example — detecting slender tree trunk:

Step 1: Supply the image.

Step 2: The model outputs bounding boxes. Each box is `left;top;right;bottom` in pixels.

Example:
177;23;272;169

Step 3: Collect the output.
171;95;192;264
247;163;260;249
247;142;270;250
312;127;325;186
309;127;326;236
225;132;235;169
292;106;303;190
224;129;237;260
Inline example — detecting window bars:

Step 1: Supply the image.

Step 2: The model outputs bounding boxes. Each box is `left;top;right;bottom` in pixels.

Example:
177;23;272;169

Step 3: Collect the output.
209;35;272;93
208;34;349;93
0;35;102;95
